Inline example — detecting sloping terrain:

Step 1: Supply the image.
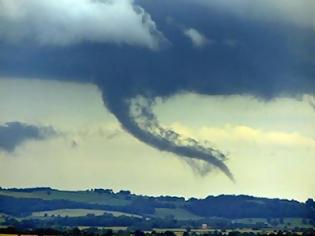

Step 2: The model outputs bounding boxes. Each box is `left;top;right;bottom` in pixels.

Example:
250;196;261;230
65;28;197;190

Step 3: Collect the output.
0;187;314;227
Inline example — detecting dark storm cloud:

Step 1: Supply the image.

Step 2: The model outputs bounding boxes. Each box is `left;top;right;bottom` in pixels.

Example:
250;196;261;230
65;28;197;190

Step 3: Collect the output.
0;0;314;179
0;122;56;152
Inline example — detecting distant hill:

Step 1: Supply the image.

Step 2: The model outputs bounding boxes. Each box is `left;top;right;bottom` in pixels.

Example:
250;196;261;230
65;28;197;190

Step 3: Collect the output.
0;187;314;219
0;187;315;235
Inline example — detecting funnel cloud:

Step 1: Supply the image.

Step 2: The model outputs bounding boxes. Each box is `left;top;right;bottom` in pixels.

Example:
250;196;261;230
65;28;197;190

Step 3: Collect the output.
101;93;234;180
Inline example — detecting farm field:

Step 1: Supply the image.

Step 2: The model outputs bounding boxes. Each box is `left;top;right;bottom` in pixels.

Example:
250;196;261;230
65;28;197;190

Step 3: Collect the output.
31;208;142;218
0;189;128;206
31;208;107;217
232;217;314;229
154;208;202;220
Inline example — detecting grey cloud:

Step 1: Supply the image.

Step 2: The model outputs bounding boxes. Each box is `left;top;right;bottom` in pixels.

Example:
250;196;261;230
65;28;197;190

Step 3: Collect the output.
192;0;315;30
222;39;238;47
183;28;210;48
0;122;56;152
70;140;78;148
310;97;315;109
184;158;214;177
65;127;121;148
0;0;167;50
1;0;315;179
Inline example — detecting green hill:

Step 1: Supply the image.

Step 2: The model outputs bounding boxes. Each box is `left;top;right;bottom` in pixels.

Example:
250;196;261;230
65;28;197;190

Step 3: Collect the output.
0;187;314;230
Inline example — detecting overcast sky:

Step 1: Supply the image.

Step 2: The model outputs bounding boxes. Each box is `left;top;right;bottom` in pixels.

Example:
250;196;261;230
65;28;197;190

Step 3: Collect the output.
0;0;314;201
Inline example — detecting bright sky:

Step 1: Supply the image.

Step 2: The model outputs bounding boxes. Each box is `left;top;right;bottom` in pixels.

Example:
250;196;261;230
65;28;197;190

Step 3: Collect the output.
1;78;314;201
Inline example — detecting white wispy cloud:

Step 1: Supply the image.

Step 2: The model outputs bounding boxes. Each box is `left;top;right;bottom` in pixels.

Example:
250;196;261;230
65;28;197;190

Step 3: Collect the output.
170;122;315;151
0;0;166;49
183;28;210;48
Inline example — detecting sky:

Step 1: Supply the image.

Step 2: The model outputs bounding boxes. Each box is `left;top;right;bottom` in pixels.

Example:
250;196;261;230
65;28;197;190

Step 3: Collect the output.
0;0;314;201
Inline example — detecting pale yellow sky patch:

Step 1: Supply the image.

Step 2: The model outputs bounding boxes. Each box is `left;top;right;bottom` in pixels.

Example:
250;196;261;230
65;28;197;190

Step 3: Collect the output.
0;78;314;201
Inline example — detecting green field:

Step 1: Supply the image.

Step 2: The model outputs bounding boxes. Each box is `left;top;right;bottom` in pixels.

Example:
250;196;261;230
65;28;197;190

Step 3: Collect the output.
32;209;107;217
232;217;314;229
31;209;142;218
78;226;128;231
280;218;314;228
103;210;142;218
0;215;4;224
232;218;268;224
0;189;128;206
154;208;202;220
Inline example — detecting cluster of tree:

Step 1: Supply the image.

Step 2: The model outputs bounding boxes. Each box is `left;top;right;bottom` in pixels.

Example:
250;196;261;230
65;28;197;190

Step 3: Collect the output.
5;213;312;231
186;195;315;219
0;194;180;217
155;196;185;202
2;214;180;230
1;187;53;192
0;196;151;217
92;189;114;194
1;226;315;236
0;195;94;216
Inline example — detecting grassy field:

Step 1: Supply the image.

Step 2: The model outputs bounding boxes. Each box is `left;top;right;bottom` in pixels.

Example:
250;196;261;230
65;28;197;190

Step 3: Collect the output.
0;215;4;224
31;209;107;217
280;218;314;228
232;218;268;224
103;210;142;218
0;235;19;236
78;226;128;231
232;217;313;229
0;189;128;206
154;208;202;220
31;208;142;218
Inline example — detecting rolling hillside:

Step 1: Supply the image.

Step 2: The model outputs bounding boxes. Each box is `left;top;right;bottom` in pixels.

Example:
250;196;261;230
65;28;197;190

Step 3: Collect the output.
0;187;314;230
